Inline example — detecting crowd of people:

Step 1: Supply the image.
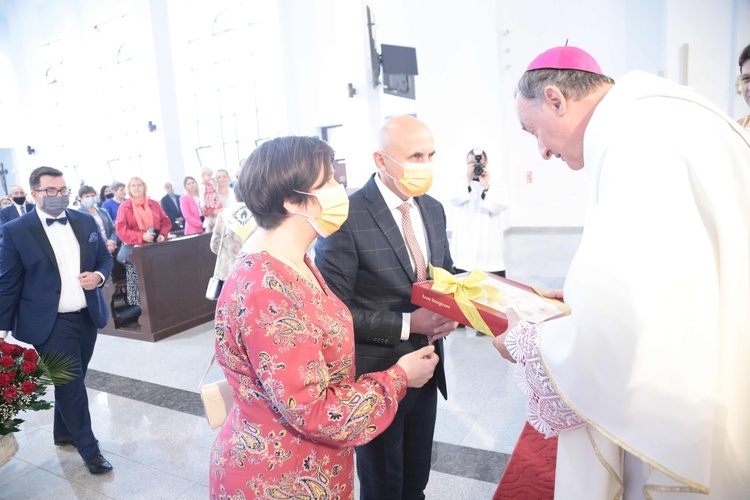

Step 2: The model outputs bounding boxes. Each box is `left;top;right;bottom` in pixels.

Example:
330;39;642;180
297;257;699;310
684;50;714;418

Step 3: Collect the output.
0;167;249;476
0;42;748;498
0;168;247;305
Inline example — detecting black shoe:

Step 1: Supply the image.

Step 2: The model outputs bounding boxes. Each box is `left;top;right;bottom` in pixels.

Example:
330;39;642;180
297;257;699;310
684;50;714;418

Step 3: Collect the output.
83;453;113;475
53;435;75;447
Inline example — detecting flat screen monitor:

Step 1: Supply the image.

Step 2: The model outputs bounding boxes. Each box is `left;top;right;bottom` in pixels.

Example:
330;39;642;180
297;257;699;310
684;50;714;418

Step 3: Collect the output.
383;74;415;99
381;44;418;75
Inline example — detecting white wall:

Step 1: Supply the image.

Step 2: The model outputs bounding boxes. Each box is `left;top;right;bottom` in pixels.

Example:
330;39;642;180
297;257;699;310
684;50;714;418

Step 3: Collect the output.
0;0;175;194
0;0;747;223
275;0;747;228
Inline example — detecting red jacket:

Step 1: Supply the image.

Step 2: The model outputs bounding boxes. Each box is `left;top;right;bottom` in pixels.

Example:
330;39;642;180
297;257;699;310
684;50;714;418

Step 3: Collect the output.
115;198;172;245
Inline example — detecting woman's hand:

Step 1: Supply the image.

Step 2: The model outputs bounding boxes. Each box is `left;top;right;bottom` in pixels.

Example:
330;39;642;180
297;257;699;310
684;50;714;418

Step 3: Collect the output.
106;240;116;253
397;345;439;388
142;232;155;243
156;234;166;243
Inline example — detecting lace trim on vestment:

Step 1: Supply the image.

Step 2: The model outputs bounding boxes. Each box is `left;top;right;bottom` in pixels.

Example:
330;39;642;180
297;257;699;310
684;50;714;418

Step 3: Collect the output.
506;320;586;438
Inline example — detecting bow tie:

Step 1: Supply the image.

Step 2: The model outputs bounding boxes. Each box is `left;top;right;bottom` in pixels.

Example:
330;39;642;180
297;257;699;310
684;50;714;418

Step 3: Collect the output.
46;217;68;226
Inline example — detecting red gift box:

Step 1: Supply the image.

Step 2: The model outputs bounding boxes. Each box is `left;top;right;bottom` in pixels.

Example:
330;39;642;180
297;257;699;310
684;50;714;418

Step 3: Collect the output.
410;271;568;336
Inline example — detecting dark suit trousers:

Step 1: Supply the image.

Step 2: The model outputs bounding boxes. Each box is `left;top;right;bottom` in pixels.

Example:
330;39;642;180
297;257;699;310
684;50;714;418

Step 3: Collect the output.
356;377;438;500
36;310;99;459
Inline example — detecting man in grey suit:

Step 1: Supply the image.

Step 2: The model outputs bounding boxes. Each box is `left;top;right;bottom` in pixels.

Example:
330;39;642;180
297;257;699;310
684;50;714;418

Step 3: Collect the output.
315;115;457;500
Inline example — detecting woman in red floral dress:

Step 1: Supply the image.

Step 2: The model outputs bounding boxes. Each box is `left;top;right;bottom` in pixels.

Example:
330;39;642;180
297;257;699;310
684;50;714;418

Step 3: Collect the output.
209;136;439;499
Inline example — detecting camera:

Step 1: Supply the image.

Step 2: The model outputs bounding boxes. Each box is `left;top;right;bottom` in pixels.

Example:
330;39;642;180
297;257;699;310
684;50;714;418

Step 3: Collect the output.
146;227;160;238
472;147;484;177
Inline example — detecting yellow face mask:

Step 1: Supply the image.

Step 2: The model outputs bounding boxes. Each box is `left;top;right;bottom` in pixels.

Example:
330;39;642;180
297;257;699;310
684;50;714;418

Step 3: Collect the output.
382;153;434;197
293;184;350;237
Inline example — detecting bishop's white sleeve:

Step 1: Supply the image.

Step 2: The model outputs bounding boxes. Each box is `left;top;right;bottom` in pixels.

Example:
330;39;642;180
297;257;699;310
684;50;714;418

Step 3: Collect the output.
505;321;586;438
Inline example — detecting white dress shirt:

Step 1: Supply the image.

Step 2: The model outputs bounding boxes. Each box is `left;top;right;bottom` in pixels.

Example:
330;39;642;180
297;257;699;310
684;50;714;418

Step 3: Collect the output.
374;174;430;340
36;208;88;313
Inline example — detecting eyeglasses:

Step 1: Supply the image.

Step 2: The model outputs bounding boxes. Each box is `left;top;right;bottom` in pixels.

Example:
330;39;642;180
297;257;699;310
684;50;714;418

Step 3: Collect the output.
34;187;71;197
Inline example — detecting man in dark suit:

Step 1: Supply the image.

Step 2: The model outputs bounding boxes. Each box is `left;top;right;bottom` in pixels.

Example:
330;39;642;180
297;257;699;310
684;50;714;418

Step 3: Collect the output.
315;115;457;500
0;184;35;225
0;166;114;474
160;181;183;231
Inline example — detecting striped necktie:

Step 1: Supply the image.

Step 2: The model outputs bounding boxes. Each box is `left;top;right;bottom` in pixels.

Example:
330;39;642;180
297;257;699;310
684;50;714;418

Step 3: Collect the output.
398;202;427;282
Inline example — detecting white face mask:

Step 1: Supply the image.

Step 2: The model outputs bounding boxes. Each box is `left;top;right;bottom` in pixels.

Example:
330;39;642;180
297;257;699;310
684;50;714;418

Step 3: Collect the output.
292;184;349;237
381;153;435;197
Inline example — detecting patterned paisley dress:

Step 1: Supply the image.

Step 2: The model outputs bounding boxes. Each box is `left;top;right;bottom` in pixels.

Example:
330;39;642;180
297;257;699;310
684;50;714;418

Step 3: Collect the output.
209;252;408;499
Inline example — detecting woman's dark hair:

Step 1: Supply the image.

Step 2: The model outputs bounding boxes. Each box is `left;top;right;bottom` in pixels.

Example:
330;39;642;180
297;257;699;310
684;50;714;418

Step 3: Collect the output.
99;185;109;202
236;136;335;230
78;185;97;198
183;176;197;191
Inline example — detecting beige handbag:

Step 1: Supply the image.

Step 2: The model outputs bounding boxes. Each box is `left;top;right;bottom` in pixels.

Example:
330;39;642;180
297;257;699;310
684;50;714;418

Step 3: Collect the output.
206;225;227;301
199;355;233;430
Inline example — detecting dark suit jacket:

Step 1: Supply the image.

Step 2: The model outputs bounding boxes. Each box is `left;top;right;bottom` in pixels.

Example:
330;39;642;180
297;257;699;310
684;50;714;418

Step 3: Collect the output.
315;174;454;398
160;193;183;225
0;209;113;345
0;202;35;225
78;206;116;242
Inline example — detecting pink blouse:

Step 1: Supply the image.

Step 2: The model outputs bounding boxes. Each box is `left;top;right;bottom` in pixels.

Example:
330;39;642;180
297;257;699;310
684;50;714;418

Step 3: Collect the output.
179;194;203;235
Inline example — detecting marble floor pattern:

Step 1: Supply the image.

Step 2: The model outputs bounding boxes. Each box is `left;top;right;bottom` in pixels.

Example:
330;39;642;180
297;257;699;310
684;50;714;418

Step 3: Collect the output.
0;230;582;499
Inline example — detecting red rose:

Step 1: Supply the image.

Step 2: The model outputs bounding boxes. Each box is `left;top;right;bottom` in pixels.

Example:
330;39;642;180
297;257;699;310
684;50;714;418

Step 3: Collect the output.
20;381;36;394
7;371;16;381
11;344;23;357
0;374;10;387
0;343;14;355
21;361;37;374
4;386;17;403
23;349;39;362
0;356;14;368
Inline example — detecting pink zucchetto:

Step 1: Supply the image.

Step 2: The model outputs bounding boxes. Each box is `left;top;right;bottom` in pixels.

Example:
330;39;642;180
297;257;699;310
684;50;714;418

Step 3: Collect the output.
526;44;603;75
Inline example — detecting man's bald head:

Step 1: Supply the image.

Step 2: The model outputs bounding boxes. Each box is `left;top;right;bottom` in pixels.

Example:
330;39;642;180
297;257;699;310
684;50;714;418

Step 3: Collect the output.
377;115;433;152
373;115;436;200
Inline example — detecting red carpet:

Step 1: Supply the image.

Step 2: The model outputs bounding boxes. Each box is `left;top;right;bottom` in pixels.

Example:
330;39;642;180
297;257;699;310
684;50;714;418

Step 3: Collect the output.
493;422;558;500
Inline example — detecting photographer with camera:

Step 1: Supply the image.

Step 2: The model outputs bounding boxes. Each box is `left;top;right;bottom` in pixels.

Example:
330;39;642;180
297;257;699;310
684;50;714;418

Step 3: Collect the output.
449;148;510;333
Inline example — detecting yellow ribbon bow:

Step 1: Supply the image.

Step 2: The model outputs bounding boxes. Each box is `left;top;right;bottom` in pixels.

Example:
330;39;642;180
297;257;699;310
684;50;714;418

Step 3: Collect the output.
429;265;503;336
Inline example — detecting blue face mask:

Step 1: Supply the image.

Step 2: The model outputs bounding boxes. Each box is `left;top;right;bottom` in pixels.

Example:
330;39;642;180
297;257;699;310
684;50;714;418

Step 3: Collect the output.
82;197;97;208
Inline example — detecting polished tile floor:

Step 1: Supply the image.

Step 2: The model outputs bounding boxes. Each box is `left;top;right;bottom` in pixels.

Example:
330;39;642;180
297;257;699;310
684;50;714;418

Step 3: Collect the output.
0;230;582;499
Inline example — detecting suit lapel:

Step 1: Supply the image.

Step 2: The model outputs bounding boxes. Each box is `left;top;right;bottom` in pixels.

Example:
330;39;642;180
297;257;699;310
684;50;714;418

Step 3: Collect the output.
363;177;418;282
68;211;87;272
29;215;59;272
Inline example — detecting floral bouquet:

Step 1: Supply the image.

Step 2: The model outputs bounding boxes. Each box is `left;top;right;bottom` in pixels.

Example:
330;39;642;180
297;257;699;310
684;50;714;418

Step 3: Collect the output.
0;342;75;435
